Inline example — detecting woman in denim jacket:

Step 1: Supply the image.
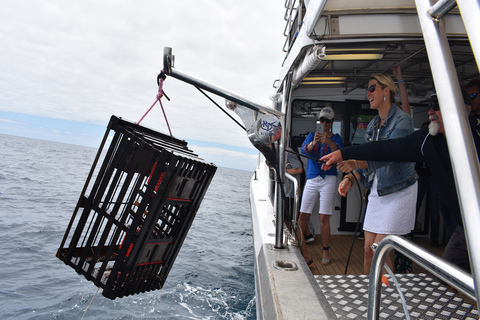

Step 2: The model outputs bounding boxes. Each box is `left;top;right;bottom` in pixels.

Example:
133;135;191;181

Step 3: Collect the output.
335;73;417;274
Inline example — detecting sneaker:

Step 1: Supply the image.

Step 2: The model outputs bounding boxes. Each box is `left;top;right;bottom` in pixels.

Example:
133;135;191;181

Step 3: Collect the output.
305;234;315;243
357;232;364;240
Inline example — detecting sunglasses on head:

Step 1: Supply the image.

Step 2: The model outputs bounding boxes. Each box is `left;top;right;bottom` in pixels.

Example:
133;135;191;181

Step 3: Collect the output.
470;92;479;100
319;117;333;123
429;101;440;111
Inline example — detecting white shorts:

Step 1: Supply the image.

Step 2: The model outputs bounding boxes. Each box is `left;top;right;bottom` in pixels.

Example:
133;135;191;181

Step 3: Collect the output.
300;175;336;215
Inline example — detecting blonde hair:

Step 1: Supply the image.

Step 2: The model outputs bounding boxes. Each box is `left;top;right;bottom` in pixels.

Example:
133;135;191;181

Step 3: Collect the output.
369;73;398;105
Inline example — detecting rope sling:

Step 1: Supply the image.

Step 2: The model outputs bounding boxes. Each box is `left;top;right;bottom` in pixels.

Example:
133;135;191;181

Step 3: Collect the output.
137;71;172;136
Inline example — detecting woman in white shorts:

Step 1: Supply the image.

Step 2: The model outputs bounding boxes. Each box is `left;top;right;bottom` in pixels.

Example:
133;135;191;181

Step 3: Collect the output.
297;106;343;267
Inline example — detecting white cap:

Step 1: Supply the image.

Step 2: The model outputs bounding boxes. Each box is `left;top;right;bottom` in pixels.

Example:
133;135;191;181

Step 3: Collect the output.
319;106;334;120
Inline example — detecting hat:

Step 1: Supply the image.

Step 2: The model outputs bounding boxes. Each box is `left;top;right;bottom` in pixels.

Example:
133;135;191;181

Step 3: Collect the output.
420;92;437;103
319;106;335;120
420;86;470;104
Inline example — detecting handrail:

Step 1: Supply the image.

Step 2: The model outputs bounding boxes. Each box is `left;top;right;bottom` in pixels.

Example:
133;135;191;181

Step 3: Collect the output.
284;172;300;227
282;0;298;53
428;0;457;20
367;235;475;320
415;0;480;306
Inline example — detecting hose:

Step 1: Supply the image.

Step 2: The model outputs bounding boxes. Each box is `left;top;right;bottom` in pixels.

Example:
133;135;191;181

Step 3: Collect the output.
344;172;365;274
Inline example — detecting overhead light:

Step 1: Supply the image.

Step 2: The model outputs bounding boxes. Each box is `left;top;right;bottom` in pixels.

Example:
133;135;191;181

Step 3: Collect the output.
325;48;384;53
299;81;345;85
303;76;346;81
323;53;384;60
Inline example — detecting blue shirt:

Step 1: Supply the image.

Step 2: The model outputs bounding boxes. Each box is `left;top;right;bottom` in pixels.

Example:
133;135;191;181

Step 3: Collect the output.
301;132;343;180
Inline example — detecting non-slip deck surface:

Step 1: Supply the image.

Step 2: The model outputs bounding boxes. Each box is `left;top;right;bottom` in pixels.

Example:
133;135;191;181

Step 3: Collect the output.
315;273;478;319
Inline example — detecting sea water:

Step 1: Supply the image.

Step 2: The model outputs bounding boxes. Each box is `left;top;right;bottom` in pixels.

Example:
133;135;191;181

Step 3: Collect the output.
0;133;255;319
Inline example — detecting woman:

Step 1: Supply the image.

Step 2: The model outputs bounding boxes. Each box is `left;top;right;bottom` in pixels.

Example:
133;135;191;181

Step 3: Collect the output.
297;106;343;267
328;73;417;274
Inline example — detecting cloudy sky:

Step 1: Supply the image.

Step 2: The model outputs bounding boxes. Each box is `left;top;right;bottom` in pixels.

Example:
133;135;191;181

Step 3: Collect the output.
0;1;287;171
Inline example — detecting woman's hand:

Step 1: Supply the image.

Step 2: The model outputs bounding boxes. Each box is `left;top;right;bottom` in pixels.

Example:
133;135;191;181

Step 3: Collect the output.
320;150;343;170
319;134;329;145
338;178;352;197
393;64;402;81
337;160;358;173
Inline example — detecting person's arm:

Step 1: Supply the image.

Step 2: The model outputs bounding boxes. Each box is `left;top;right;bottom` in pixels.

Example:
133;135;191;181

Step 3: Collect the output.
301;132;321;155
338;171;362;197
337;159;367;173
321;129;427;170
342;131;424;163
286;167;303;175
393;64;410;115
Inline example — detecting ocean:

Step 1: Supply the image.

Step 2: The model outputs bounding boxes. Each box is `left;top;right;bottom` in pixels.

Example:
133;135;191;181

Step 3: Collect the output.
0;133;256;319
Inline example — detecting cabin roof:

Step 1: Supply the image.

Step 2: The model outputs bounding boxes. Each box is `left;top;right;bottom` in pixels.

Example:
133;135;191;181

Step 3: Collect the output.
280;2;477;98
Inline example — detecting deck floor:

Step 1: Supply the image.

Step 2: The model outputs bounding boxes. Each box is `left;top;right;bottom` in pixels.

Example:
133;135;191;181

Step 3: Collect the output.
305;234;479;317
305;234;446;276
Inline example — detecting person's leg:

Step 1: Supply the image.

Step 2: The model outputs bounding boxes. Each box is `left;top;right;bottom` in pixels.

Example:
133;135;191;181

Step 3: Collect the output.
364;232;392;274
299;178;317;239
443;225;470;273
297;179;318;265
438;200;456;243
372;234;393;272
364;231;376;274
375;234;393;271
318;175;336;264
296;212;313;263
415;176;428;217
426;178;440;246
320;214;330;262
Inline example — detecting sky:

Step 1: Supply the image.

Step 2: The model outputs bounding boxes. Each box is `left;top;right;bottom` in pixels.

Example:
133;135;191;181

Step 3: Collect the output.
0;1;287;171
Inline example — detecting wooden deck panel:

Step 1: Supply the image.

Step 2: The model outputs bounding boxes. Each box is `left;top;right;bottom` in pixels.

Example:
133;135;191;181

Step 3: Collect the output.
305;234;446;276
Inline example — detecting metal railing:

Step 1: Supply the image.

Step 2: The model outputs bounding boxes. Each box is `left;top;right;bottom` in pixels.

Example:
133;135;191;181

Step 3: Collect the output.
284;172;301;228
368;235;475;319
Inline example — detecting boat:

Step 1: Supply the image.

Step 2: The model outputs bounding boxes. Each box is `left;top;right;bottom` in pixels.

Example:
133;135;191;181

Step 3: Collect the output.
162;0;480;318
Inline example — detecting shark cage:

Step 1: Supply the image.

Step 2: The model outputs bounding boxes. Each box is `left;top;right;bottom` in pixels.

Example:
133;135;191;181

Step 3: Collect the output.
56;115;217;299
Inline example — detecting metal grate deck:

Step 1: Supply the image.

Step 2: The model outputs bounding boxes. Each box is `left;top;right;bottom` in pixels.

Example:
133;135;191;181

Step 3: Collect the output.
315;273;478;319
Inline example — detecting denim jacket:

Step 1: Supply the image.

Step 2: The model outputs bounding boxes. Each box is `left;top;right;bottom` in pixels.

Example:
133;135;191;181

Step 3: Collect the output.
361;104;417;196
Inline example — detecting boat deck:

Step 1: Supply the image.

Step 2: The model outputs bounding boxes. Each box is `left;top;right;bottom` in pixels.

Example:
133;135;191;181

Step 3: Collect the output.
305;235;479;319
306;234;445;276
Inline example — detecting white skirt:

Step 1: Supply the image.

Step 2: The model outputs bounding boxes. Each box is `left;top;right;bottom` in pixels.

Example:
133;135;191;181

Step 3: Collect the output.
363;176;417;235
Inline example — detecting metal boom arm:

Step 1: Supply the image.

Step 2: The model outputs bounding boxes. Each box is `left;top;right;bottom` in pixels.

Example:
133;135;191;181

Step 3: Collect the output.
162;47;284;118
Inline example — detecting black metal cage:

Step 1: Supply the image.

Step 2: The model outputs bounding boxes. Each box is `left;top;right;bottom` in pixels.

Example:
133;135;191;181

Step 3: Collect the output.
56;116;217;299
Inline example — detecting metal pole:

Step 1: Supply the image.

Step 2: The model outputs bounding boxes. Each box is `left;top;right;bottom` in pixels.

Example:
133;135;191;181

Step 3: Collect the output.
275;73;293;249
163;47;284;118
415;0;480;307
428;0;457;20
457;0;480;68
